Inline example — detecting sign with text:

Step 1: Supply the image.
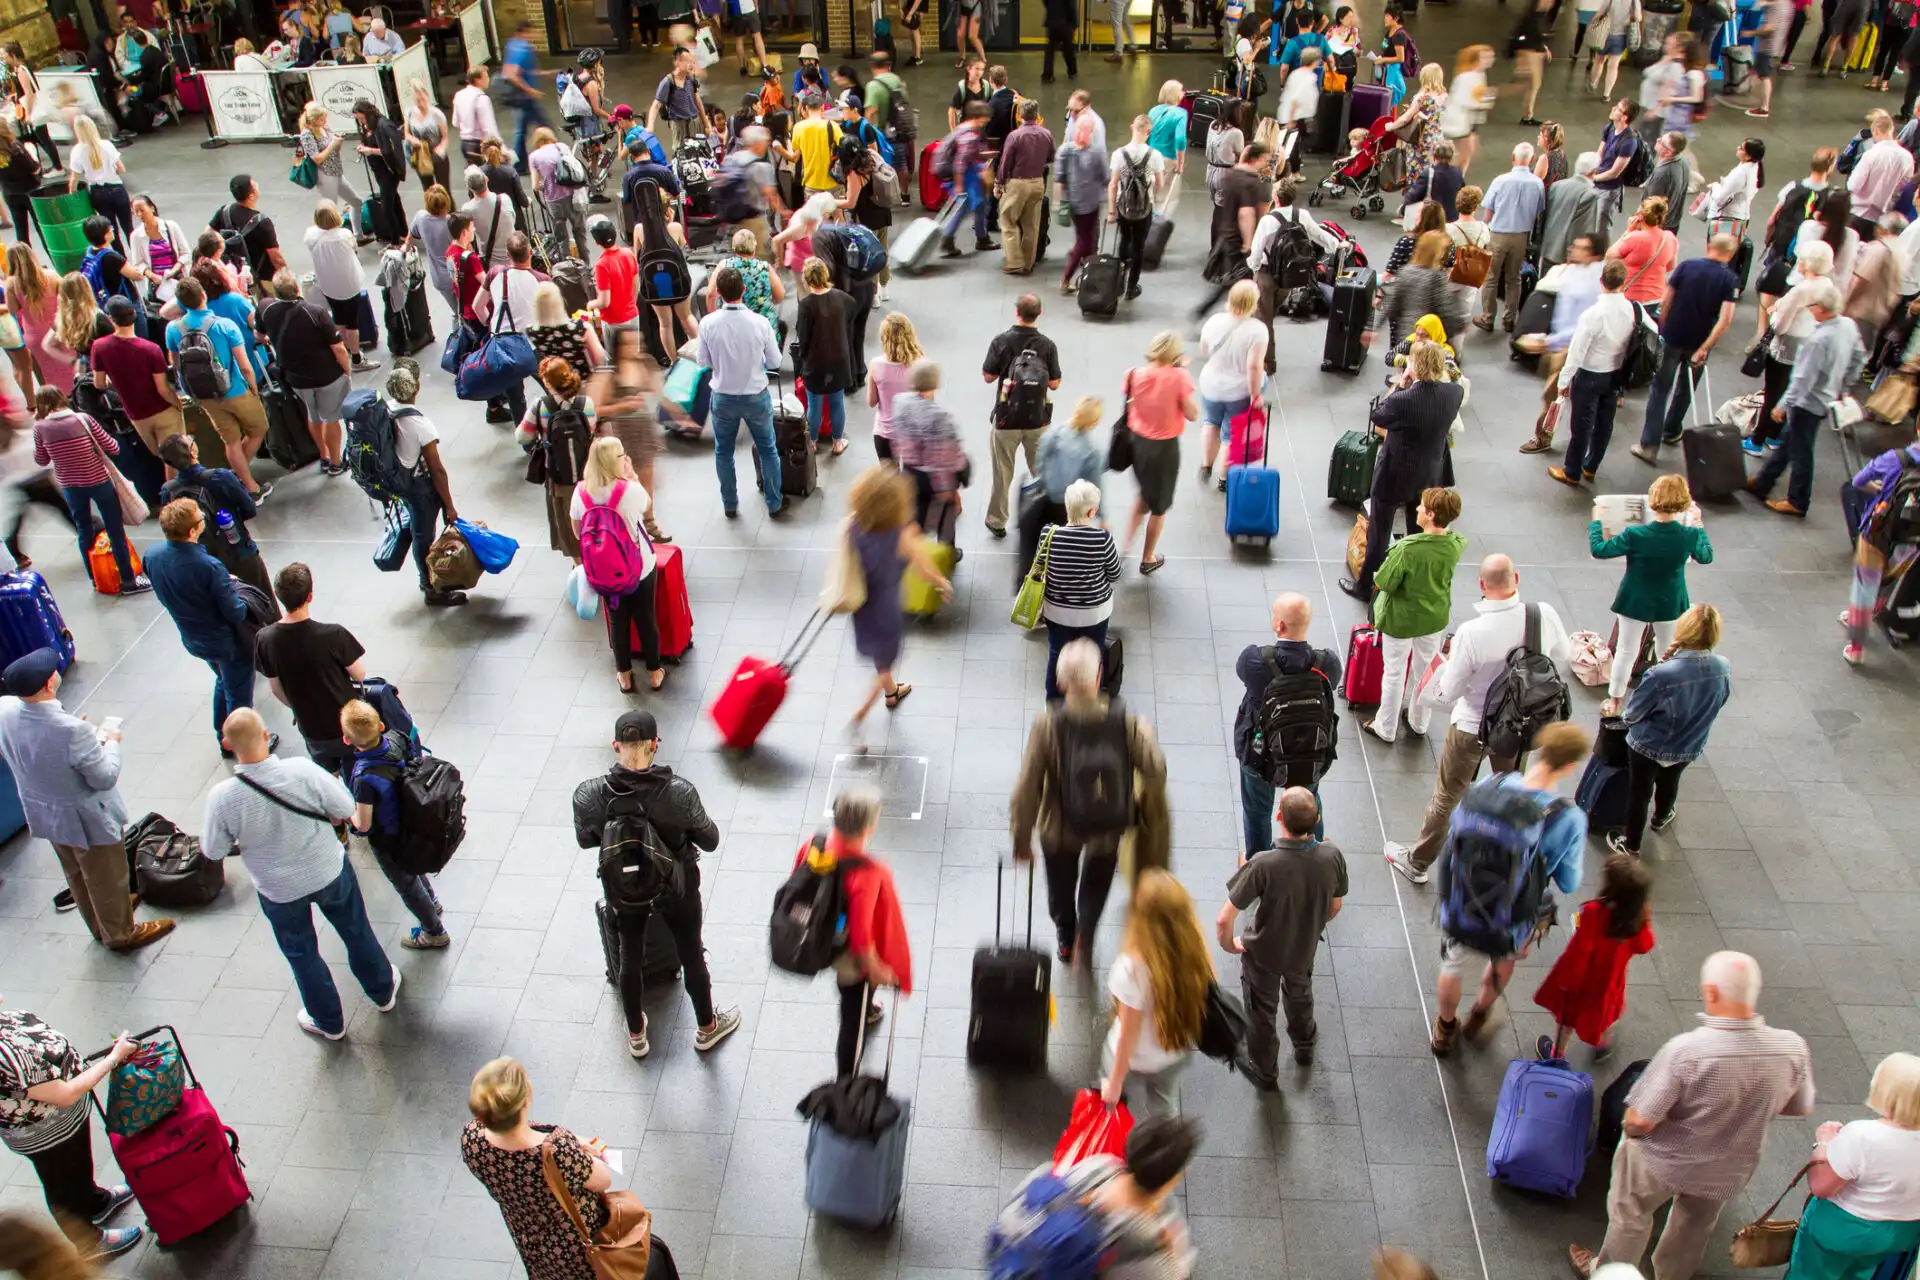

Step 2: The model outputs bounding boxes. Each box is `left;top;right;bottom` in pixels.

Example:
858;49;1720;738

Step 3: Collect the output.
202;69;283;140
460;1;493;72
391;41;436;107
304;62;390;136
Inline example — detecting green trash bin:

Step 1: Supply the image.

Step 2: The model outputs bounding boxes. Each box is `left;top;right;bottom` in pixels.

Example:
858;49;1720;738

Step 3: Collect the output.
30;182;96;277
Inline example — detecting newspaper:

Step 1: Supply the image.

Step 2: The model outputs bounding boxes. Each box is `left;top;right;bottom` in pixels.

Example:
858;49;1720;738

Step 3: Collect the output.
1593;494;1705;541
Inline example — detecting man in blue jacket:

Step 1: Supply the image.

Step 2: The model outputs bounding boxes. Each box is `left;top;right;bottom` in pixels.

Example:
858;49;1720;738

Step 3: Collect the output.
145;497;277;756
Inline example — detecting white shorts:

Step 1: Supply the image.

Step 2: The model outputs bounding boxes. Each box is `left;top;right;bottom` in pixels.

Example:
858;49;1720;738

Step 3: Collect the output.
1438;934;1521;978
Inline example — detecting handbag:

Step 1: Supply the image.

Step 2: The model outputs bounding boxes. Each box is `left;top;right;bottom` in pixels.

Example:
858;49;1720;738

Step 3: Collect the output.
1741;325;1772;378
107;460;148;525
1728;1163;1812;1268
1052;1090;1134;1170
104;1037;186;1138
426;525;483;590
1053;198;1073;228
373;503;412;572
1865;371;1917;424
1197;980;1248;1062
441;320;477;374
541;1138;654;1279
1344;512;1368;578
289;156;319;189
525;440;548;485
567;564;603;620
1011;525;1054;630
1585;11;1613;50
819;520;869;614
1449;241;1492;288
1107;372;1135;472
1322;67;1349;93
0;311;20;350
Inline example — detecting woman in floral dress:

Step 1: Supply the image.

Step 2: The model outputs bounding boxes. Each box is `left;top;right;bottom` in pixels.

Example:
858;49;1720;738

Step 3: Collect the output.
707;228;785;334
461;1058;613;1280
1388;63;1449;192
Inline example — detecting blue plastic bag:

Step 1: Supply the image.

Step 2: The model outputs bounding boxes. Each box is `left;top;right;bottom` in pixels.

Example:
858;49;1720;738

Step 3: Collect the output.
454;519;519;574
566;565;602;620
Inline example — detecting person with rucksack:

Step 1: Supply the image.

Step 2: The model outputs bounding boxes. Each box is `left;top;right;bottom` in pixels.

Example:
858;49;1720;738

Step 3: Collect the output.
935;101;997;260
380;362;468;607
340;698;453;951
1759;147;1835;282
1428;720;1590;1057
157;433;271;598
164;277;271;501
212;175;286;296
1549;258;1639;488
865;50;914;181
991;1116;1198;1280
809;215;884;383
573;709;737;1059
527;125;590;262
1233;593;1341;855
1363;487;1466;746
1108;115;1164;301
1845;431;1920;662
1591;100;1644;243
1384;554;1571;885
516;356;598;562
1245;178;1341;373
573;436;665;692
1218;786;1346;1080
981;294;1062;538
1011;637;1167;965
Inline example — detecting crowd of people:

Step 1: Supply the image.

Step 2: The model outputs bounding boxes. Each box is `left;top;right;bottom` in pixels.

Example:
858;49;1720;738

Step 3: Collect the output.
2;4;1920;1279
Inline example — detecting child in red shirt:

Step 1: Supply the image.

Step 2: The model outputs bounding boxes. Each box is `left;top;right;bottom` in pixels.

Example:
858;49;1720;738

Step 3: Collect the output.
1531;854;1656;1061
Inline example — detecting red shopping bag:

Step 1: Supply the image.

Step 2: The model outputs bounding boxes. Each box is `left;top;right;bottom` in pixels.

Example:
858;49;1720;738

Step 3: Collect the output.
1052;1089;1134;1170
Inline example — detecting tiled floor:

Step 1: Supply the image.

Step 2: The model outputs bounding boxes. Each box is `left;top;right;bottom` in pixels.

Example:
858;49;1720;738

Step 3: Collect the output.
3;22;1918;1280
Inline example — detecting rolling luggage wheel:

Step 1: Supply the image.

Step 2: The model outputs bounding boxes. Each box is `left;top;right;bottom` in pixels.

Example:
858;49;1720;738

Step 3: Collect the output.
1308;190;1324;206
1369;195;1385;211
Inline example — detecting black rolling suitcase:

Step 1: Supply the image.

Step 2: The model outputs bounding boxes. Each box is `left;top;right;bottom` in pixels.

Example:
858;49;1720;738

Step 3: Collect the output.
967;861;1050;1071
384;275;434;357
1322;266;1373;372
1078;225;1126;318
1143;213;1174;270
1682;423;1747;500
596;900;682;987
1510;288;1556;367
753;378;818;499
260;374;320;471
1183;91;1229;145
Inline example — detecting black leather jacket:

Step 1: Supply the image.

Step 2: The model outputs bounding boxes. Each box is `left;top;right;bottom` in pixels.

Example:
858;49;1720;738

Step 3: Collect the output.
571;764;719;860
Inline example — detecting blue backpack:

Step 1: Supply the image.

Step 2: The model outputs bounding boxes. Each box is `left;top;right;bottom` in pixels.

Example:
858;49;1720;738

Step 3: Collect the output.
342;389;423;505
1436;778;1566;959
987;1172;1112;1280
841;223;888;280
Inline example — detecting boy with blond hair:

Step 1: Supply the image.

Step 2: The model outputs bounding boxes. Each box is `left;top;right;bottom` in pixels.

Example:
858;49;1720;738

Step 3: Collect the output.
342;698;451;950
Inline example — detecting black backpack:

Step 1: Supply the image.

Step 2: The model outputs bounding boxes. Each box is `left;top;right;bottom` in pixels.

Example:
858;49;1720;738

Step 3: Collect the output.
1055;702;1134;835
352;734;468;876
598;785;684;912
997;341;1051;431
1479;603;1572;759
169;479;245;572
1251;653;1338;788
1262;209;1319;290
1864;449;1920;554
1619;302;1661;390
769;834;859;975
213;204;262;273
1618;134;1653;188
541;395;594;488
1767;180;1821;258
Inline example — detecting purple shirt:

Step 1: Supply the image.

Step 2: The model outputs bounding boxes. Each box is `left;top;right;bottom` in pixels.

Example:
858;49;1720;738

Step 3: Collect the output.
1851;443;1920;529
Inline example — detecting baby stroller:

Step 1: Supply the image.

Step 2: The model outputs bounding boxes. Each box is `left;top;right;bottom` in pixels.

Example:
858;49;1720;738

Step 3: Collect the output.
1310;116;1394;220
672;140;725;252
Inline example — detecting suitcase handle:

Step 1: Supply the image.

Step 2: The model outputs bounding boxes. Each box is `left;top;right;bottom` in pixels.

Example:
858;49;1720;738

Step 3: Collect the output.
848;982;899;1087
83;1024;197;1122
780;608;831;673
994;858;1036;950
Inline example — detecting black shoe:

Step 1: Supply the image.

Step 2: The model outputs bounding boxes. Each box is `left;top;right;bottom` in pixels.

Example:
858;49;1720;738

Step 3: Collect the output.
1518;114;1542;126
53;888;76;912
1661;433;1684;446
1338;576;1372;602
987;525;1007;539
1124;285;1142;301
1057;938;1074;963
1649;807;1678;832
976;237;999;251
1236;1055;1280;1091
940;238;962;259
423;588;469;607
1293;1045;1314;1065
253;482;274;505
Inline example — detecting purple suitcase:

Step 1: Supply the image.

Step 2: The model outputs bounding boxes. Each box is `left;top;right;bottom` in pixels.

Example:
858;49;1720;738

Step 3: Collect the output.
1349;84;1392;132
0;570;75;673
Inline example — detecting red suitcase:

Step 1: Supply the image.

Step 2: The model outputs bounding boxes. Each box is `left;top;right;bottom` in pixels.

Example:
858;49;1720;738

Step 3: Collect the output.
173;70;208;113
919;141;950;211
1342;623;1385;705
653;543;691;662
99;1027;249;1245
708;610;828;749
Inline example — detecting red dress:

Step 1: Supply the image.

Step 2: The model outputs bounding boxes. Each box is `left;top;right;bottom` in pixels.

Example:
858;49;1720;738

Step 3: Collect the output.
1531;900;1655;1046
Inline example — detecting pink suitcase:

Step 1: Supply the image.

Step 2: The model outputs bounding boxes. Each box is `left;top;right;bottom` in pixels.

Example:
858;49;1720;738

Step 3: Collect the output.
1225;403;1268;468
101;1027;249;1244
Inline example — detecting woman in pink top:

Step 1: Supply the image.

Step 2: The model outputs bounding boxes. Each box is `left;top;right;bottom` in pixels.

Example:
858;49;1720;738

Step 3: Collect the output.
1606;196;1680;310
2;248;57;394
30;384;148;593
866;312;922;463
1121;330;1199;575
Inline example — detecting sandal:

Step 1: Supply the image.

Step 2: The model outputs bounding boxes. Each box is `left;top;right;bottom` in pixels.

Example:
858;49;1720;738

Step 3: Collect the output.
617;673;635;693
644;518;673;544
831;440;849;455
1140;555;1167;575
884;684;913;709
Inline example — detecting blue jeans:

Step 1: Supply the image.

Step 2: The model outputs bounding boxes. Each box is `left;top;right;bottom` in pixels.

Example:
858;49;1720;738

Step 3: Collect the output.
946;166;990;241
1044;618;1109;701
1566;367;1621;479
508;95;547;173
205;651;254;740
60;481;133;584
1640;344;1700;448
256;860;395;1036
1238;764;1324;856
1753;404;1820;512
403;475;447;593
711;389;783;513
807;388;846;443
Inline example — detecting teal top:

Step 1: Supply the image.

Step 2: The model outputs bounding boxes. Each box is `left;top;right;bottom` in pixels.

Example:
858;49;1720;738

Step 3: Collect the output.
1146;103;1188;158
1372;530;1467;639
1588;518;1714;622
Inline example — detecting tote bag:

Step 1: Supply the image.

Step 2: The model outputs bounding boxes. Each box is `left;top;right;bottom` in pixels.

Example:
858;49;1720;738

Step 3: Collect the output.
1011;526;1054;629
819;520;868;614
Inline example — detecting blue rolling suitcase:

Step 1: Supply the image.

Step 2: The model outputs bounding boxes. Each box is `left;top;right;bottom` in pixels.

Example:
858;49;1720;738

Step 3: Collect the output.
0;570;76;672
1225;404;1281;546
803;989;910;1228
1486;1057;1594;1198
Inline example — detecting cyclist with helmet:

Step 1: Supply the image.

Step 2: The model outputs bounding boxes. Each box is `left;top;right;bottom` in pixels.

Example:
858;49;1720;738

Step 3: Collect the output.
570;49;615;139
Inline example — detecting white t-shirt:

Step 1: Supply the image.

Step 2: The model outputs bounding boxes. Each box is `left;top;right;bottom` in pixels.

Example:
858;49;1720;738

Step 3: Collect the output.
1197;313;1267;403
489;268;543;333
1826;1120;1920;1222
68;139;122;185
304;225;364;303
570;479;658;579
1110;142;1165;198
1106;951;1182;1075
1440;72;1487;137
393;408;439;471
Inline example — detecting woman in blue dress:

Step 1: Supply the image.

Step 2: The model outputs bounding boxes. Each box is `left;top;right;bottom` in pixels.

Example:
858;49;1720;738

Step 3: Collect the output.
844;464;953;740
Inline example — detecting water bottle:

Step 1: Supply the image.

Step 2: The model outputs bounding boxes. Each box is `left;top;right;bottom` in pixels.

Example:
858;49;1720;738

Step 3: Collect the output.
215;509;241;546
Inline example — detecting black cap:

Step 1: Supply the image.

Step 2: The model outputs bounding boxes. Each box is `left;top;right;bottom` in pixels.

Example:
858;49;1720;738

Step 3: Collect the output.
105;296;138;325
2;647;62;697
614;710;658;743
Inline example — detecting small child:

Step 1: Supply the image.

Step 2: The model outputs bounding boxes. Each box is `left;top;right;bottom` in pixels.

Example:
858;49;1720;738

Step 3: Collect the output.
342;699;453;950
1340;127;1369;164
1531;854;1655;1061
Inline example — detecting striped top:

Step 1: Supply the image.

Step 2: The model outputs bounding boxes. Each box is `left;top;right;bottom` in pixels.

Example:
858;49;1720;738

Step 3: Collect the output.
1042;523;1122;626
31;411;118;489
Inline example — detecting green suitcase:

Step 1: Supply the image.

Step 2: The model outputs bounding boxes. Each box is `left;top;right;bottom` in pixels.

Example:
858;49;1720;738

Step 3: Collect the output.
1327;429;1380;508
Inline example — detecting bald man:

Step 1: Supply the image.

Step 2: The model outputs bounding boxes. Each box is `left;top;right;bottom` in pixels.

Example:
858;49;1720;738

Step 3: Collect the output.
1233;593;1342;857
1384;555;1571;884
202;708;399;1041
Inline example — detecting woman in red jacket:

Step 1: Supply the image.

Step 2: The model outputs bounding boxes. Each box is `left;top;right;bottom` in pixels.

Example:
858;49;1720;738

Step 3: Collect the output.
1531;853;1656;1060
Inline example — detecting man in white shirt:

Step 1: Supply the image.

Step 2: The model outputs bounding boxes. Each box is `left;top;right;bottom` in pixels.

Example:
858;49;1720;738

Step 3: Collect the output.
701;266;785;518
1520;235;1607;454
1847;110;1913;227
1109;115;1165;299
1384;553;1571;883
1246;177;1341;373
1550;257;1638;486
483;232;543;427
1275;48;1321;176
459;168;517;269
361;16;405;58
383;365;465;606
451;66;498;165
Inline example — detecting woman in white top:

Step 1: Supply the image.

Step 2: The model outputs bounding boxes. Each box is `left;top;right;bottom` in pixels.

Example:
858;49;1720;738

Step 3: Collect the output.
1196;279;1269;486
1696;137;1764;241
63;116;131;242
570;436;663;693
1102;869;1212;1117
403;77;453;194
303;200;374;369
1439;45;1495;179
1788;1052;1920;1280
296;102;367;228
127;195;188;306
230;37;271;72
1753;238;1836;448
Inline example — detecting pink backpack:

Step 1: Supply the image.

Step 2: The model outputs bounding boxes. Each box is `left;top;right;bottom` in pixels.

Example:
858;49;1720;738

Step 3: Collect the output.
578;480;647;595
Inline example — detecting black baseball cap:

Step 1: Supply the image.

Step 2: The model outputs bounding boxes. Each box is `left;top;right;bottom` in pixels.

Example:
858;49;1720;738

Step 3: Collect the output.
614;710;659;743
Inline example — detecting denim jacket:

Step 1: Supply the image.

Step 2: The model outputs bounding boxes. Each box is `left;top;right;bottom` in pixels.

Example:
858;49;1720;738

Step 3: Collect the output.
1622;649;1731;765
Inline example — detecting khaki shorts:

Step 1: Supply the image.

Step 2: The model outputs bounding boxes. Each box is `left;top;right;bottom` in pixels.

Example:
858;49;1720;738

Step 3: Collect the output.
195;390;268;444
132;405;185;455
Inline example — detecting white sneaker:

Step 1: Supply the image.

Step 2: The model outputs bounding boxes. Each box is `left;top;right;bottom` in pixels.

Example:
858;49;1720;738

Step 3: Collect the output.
629;1014;651;1059
878;284;892;305
1384;842;1429;885
296;1009;346;1040
694;1006;742;1051
374;965;401;1012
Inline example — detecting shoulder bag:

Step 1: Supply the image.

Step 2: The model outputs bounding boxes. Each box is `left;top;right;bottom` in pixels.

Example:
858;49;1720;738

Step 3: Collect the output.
234;773;348;845
455;280;540;401
1727;1162;1812;1268
1011;525;1054;630
541;1135;655;1279
1107;371;1135;472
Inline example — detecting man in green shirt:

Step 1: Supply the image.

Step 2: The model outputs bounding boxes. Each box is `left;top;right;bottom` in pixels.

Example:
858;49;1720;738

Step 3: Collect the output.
1365;486;1466;745
865;50;911;178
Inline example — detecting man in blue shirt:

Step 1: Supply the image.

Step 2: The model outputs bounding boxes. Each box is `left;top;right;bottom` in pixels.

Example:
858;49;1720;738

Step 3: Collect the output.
165;277;271;501
1592;99;1643;240
157;433;272;599
145;497;275;755
342;699;452;951
1635;235;1738;459
702;266;784;518
499;21;546;175
620;136;684;236
1475;141;1548;334
1429;721;1590;1056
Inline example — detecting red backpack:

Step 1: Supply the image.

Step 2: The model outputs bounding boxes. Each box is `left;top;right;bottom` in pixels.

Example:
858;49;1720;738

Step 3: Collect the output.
578;480;649;595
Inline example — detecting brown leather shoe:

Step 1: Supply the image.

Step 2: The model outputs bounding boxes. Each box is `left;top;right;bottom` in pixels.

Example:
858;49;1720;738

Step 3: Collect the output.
1430;1016;1460;1056
1518;432;1553;454
1462;1004;1493;1041
109;920;176;952
1765;499;1806;517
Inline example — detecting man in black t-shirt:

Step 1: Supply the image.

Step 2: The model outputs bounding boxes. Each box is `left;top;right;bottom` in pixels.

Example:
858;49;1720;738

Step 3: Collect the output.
979;293;1063;537
258;273;353;474
213;175;284;295
253;562;367;775
1193;142;1274;318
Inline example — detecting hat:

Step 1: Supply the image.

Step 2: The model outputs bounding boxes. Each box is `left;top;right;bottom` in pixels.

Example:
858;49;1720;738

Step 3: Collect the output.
798;41;819;59
2;647;61;697
611;102;634;119
614;710;659;744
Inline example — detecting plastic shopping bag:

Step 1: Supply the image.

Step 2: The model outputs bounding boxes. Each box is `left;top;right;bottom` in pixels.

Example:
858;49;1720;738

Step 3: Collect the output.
1052;1088;1134;1171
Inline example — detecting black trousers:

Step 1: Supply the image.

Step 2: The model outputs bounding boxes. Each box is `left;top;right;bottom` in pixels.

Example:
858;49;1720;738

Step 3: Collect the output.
1041;842;1119;954
1357;483;1419;590
1753;354;1793;447
1622;746;1688;852
607;572;662;674
615;864;713;1035
5;475;77;561
26;1118;111;1246
847;278;875;389
1874;16;1905;75
1784;7;1809;60
1042;25;1078;78
1116;214;1150;290
5;191;36;251
836;979;874;1077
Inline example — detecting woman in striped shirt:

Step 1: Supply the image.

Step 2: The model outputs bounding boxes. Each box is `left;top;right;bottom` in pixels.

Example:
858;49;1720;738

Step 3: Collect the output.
29;384;149;594
1042;479;1122;700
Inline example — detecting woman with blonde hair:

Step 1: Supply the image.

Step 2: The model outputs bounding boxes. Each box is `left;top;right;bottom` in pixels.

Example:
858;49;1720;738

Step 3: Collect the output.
1025;394;1106;578
1788;1053;1920;1280
1589;472;1713;717
1146;81;1188;196
1612;601;1728;855
1101;868;1212;1116
296;102;366;230
709;227;784;330
230;36;270;71
479;136;533;226
527;280;606;372
461;1057;616;1280
867;310;923;462
1122;331;1198;575
63;117;130;242
37;274;98;395
1197;279;1268;486
1379;231;1465;350
844;463;953;736
2;246;55;393
1604;194;1679;310
519;355;598;563
1438;45;1495;178
571;434;664;691
404;77;452;193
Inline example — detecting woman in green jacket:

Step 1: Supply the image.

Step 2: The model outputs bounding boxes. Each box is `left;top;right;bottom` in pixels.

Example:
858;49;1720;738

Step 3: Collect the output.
1364;486;1467;744
1590;473;1714;715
